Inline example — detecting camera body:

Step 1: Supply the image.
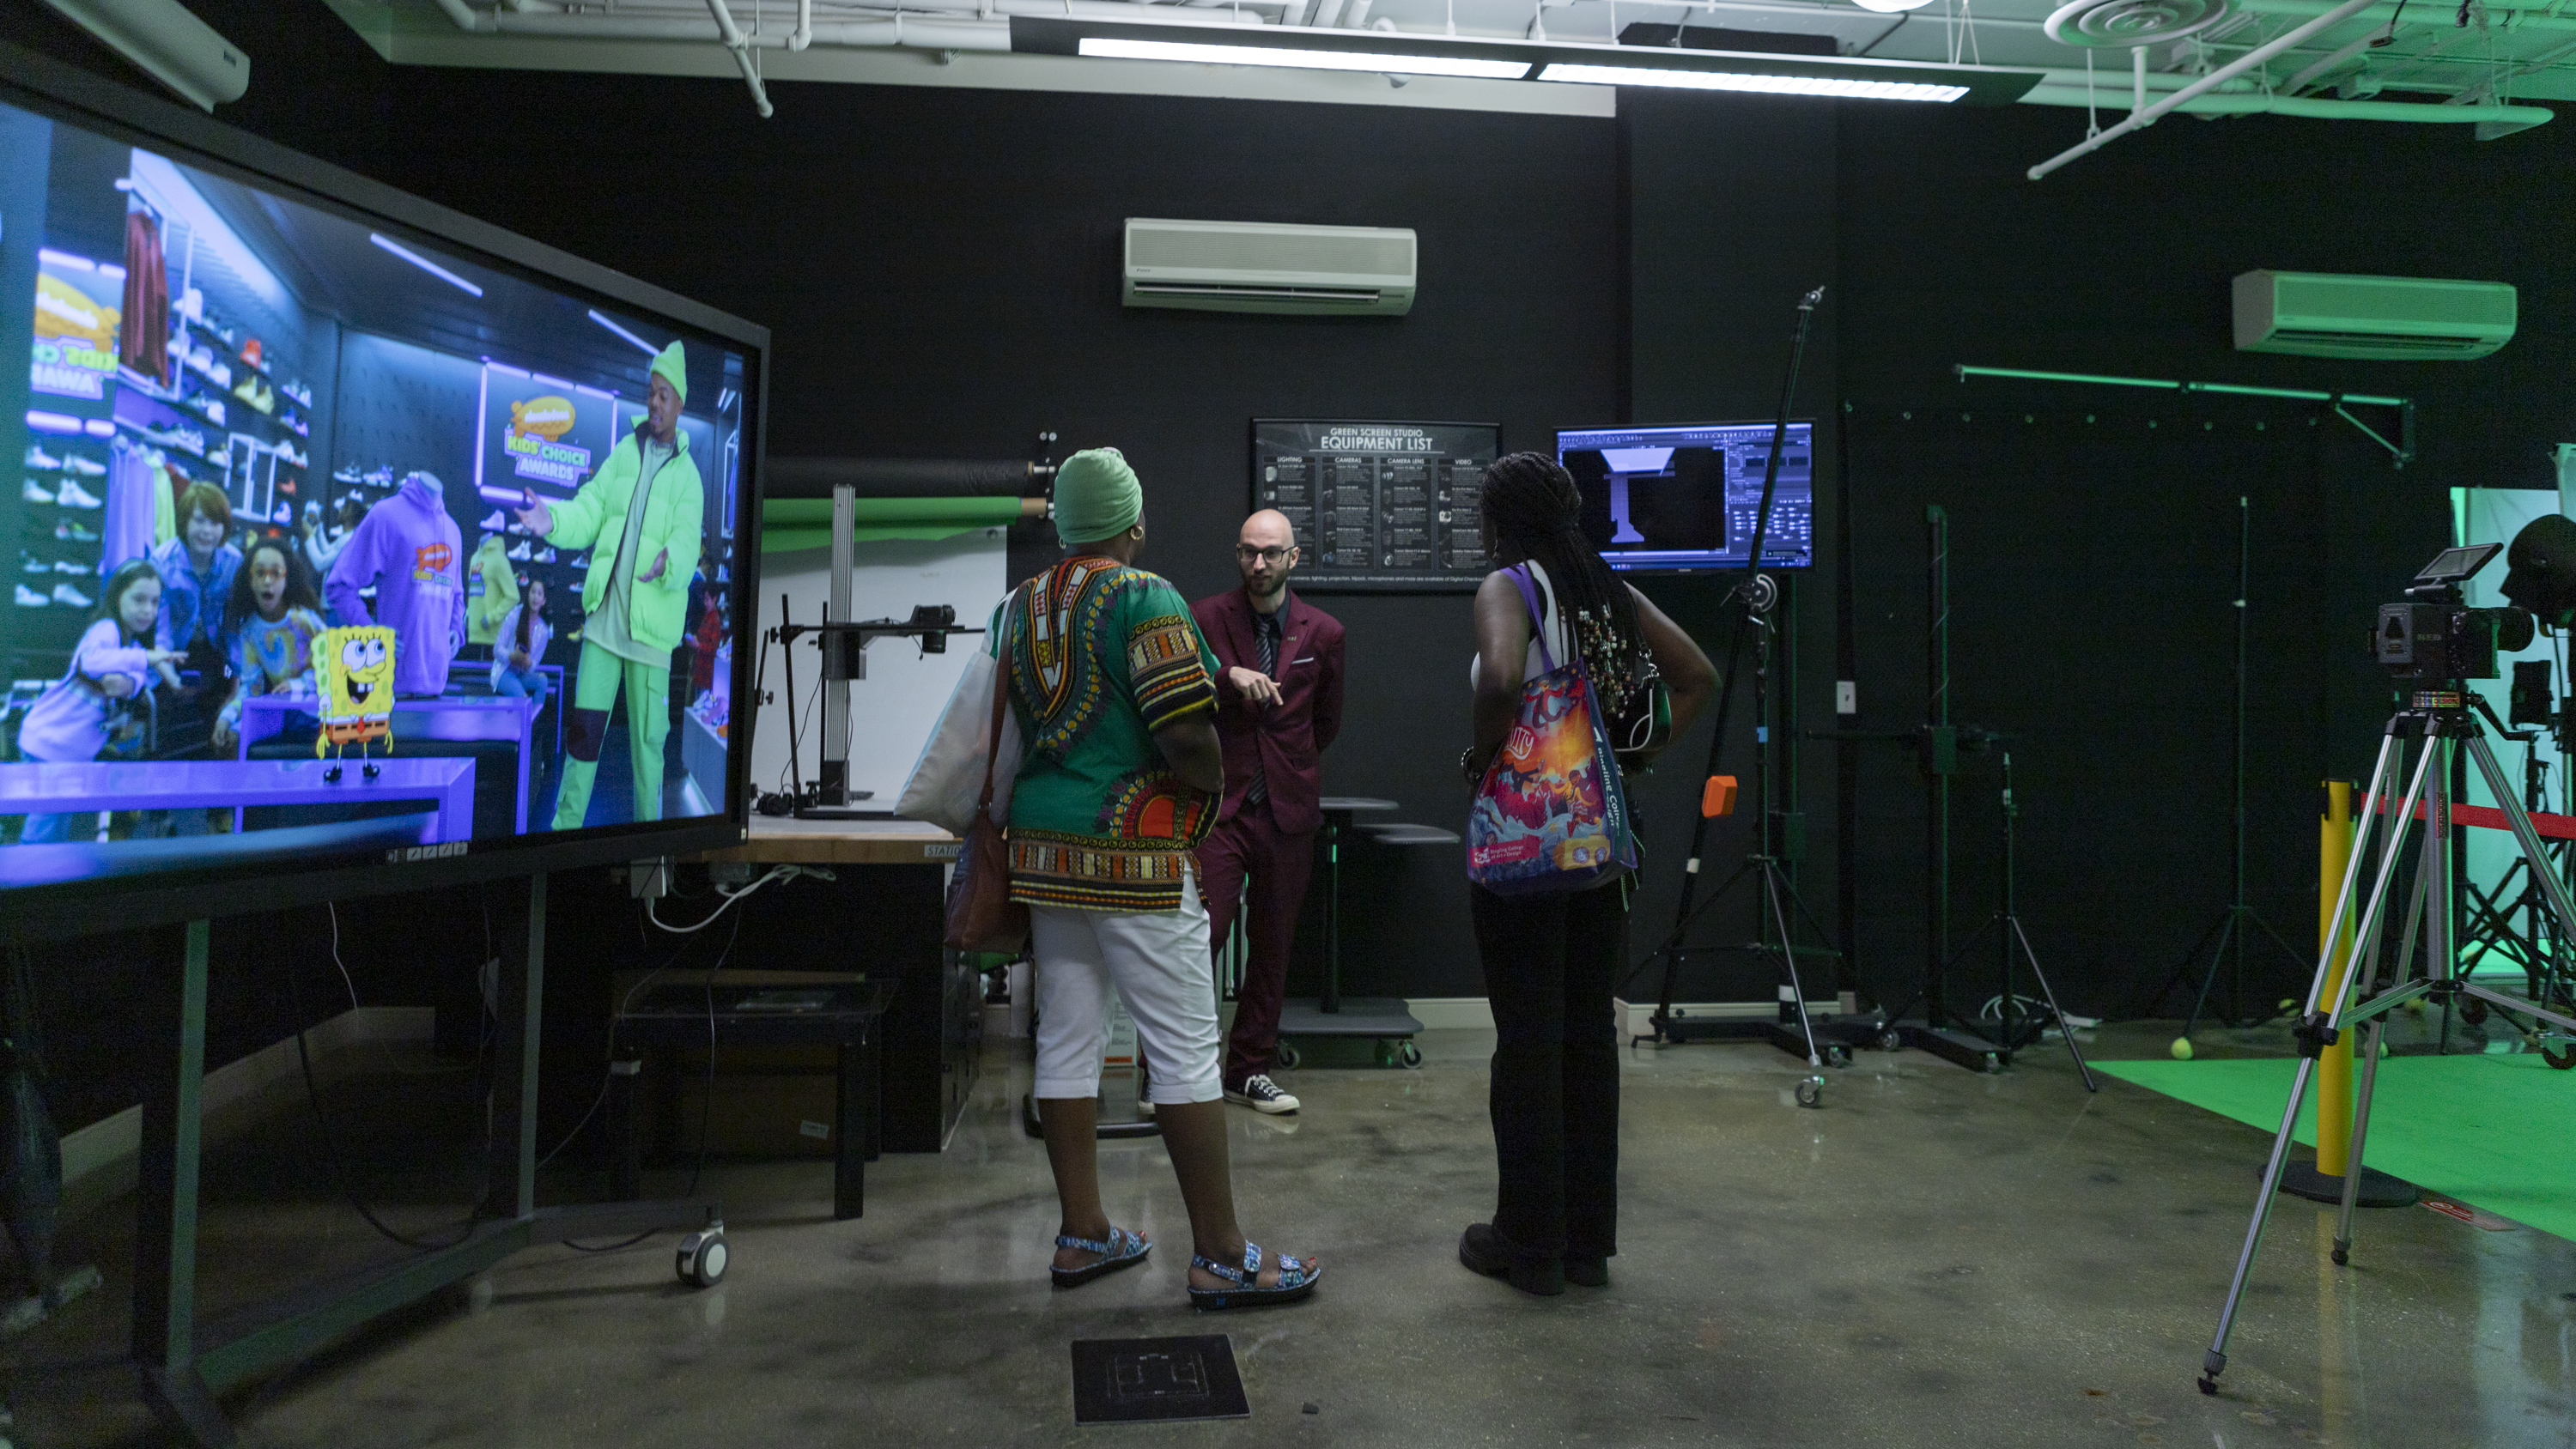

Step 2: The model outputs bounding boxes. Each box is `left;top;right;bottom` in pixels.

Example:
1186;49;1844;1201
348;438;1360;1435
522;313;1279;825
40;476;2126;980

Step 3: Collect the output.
2376;601;2529;682
2375;542;2534;684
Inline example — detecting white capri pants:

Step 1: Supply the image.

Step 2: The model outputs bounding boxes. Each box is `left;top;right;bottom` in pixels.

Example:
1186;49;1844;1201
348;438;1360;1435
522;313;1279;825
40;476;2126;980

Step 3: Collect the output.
1030;867;1224;1106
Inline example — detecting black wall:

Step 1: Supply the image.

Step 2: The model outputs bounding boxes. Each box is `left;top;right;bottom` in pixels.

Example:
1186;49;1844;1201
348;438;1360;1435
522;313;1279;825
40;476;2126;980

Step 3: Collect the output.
9;8;2573;1141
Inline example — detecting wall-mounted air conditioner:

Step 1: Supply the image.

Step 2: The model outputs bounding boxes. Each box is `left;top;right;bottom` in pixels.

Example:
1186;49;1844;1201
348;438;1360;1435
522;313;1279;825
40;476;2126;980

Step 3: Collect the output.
1123;219;1416;317
2233;270;2517;361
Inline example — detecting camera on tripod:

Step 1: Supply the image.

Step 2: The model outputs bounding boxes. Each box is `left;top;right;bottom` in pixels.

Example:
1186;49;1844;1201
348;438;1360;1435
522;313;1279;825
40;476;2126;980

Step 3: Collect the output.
2375;543;2531;683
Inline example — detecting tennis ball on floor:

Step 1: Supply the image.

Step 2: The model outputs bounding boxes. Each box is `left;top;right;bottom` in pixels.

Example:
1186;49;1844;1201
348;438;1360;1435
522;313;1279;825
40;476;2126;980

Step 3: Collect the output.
2171;1037;2196;1060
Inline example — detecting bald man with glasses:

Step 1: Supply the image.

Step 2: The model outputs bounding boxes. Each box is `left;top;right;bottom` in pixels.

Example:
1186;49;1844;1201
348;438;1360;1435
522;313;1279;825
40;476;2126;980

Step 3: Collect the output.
1187;510;1345;1114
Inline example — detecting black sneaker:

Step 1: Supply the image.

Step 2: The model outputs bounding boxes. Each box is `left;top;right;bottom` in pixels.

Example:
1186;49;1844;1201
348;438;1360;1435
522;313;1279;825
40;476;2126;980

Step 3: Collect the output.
1224;1074;1300;1114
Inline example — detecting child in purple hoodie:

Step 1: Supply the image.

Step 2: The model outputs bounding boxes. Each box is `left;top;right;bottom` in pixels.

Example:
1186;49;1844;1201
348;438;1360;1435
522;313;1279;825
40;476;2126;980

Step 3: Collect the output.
325;470;465;696
14;560;184;843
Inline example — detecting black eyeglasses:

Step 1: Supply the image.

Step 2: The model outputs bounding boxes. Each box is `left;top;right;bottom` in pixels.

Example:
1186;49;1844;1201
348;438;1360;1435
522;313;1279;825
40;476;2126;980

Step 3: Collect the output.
1235;546;1292;564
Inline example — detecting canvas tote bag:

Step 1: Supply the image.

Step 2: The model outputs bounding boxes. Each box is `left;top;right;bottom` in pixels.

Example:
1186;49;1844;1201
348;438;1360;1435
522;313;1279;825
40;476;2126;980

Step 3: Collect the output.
1464;566;1640;897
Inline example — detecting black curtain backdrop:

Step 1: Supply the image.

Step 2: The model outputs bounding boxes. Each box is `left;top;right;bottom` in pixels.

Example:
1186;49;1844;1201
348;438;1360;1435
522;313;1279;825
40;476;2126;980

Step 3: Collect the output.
1842;391;2439;1022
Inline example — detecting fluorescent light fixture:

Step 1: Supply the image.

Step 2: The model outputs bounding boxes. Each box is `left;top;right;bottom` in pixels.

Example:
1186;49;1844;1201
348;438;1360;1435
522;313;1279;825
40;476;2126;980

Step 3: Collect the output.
479;484;532;506
576;384;617;401
370;233;485;297
483;360;531;379
586;308;662;357
85;419;115;437
532;373;574;391
1078;35;1531;80
36;249;94;272
1849;0;1937;11
1537;62;1967;100
27;410;86;434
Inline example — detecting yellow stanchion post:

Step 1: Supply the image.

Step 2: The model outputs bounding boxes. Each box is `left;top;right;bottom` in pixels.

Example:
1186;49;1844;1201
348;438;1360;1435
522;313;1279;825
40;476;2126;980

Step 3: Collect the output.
2316;779;2357;1178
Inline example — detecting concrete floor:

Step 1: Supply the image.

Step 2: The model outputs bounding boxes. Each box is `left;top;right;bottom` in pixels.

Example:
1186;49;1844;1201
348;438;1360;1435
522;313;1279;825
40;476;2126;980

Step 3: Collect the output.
9;1017;2573;1448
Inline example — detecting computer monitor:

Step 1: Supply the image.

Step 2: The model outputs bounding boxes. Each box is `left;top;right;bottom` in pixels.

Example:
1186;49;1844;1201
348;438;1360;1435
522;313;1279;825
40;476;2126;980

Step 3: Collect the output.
1554;421;1815;573
1;47;767;934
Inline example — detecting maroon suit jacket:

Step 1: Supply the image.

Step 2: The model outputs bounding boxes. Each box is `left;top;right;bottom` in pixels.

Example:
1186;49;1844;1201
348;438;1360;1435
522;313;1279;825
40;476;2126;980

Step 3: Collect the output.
1189;588;1344;837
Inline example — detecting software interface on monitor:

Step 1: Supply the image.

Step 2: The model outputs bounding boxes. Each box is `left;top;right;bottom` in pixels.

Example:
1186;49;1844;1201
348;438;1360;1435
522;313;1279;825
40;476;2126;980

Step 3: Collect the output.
1556;422;1814;571
3;94;750;876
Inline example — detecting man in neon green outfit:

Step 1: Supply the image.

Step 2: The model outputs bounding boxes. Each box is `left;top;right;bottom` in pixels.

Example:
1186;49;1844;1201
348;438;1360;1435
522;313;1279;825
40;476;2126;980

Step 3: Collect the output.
513;340;702;828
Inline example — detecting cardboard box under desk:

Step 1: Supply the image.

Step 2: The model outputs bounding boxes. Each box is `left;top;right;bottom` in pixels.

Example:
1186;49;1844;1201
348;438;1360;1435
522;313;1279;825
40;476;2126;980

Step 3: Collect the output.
616;970;867;1161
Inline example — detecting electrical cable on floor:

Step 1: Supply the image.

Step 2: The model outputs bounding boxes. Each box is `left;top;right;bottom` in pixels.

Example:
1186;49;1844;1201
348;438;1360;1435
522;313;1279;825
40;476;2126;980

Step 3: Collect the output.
560;909;742;1253
285;900;495;1253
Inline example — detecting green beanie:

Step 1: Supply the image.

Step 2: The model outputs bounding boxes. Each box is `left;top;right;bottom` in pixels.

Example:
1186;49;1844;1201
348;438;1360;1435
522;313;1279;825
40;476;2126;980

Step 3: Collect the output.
650;340;688;403
1053;447;1143;546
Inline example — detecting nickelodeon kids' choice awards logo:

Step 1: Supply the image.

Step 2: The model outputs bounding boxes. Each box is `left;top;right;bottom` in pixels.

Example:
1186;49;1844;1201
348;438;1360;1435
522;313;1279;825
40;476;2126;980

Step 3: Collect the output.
503;393;592;485
412;541;454;584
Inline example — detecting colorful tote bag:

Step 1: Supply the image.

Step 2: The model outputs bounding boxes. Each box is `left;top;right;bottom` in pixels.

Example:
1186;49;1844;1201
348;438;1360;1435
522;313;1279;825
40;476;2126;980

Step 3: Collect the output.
1465;566;1639;896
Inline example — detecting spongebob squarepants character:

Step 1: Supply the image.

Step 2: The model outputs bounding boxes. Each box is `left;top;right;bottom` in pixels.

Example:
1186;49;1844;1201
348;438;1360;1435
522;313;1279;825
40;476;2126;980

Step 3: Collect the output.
312;626;396;779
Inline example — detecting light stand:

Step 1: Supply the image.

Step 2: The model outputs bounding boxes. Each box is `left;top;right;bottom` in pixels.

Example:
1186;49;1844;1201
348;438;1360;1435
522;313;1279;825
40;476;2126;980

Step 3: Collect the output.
2159;495;2310;1036
1636;284;1838;1053
1937;752;2098;1091
762;600;981;820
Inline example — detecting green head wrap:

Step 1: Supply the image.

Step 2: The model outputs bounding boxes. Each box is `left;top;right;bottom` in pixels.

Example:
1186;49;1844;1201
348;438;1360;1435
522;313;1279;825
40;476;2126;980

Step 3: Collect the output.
649;340;688;403
1053;447;1143;546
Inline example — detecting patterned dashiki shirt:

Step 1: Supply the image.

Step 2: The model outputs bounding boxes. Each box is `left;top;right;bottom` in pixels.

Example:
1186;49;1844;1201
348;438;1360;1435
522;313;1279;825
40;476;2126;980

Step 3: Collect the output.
991;556;1221;912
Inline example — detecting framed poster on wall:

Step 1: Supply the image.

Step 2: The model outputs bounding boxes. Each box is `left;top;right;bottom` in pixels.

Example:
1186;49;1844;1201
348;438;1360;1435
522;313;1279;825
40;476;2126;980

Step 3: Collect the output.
1251;418;1499;591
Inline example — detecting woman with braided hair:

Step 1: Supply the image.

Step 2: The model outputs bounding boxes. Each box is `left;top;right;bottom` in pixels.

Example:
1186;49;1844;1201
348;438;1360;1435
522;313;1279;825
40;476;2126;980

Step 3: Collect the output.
1457;451;1716;1296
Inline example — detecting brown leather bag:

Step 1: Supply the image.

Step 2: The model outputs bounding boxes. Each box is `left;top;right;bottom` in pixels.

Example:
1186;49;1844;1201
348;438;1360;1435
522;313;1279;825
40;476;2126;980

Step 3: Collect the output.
943;603;1030;955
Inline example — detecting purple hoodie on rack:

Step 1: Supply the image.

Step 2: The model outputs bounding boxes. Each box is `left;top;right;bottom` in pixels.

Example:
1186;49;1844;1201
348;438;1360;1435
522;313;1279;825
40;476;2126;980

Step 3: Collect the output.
325;472;465;696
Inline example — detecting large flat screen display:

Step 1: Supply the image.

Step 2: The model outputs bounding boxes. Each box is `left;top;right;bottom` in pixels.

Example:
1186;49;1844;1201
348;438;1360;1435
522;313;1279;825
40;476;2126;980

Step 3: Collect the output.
1555;421;1814;573
0;57;764;927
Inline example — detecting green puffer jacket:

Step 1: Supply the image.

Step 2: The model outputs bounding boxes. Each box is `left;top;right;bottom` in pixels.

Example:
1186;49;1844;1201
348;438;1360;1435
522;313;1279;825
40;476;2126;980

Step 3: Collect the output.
544;423;703;656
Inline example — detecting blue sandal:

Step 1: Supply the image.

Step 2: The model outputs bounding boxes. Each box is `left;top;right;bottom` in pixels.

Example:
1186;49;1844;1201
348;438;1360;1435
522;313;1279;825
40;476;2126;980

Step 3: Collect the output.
1188;1241;1320;1310
1052;1226;1151;1288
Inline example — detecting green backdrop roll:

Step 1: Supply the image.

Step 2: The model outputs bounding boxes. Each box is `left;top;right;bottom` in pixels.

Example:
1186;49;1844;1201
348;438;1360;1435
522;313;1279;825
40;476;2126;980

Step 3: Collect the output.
759;495;1025;552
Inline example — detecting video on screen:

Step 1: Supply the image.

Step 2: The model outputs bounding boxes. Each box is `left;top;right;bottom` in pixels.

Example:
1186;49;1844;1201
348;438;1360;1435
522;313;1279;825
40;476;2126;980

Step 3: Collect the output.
1556;421;1814;572
3;98;747;878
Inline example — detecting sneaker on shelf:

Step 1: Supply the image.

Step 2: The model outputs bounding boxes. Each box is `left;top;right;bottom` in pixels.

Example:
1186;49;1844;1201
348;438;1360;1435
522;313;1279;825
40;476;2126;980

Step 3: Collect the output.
18;551;46;574
55;520;100;543
14;584;46;608
271;502;292;524
1224;1075;1300;1115
22;446;62;470
507;540;532;561
64;452;105;476
568;552;589;569
52;559;84;575
334;464;363;483
231;376;258;404
478;507;506;530
534;547;556;563
53;479;102;509
21;478;53;505
50;581;93;609
251;379;276;414
210;359;232;388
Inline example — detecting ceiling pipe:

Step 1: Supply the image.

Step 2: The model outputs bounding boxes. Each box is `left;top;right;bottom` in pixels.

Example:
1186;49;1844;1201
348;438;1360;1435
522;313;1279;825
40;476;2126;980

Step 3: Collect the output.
2028;0;2380;179
2282;28;2379;92
431;0;1266;37
703;0;776;114
792;0;814;48
2020;82;2553;125
2238;0;2576;27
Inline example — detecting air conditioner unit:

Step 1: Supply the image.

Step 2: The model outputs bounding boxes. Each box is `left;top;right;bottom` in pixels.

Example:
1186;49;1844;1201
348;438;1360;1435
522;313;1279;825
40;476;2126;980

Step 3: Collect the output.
1123;219;1415;317
2233;270;2516;361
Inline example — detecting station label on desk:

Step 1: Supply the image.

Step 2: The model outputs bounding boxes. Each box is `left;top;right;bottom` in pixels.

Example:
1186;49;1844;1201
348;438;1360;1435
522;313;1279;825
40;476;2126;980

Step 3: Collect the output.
925;841;962;860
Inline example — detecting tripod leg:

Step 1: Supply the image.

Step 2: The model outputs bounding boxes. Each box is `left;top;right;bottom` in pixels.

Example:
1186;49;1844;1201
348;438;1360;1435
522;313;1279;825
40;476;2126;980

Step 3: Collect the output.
2200;1054;2324;1395
2009;918;2097;1092
2330;1017;2388;1265
2181;912;2242;1040
1765;865;1823;1067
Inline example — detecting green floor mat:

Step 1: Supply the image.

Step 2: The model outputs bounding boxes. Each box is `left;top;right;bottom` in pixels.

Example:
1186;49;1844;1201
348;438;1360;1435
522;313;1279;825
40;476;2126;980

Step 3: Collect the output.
2096;1053;2576;1242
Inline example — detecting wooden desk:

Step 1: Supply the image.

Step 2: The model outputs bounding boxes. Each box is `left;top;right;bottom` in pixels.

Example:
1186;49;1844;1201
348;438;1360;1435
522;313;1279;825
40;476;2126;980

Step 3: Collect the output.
693;815;961;866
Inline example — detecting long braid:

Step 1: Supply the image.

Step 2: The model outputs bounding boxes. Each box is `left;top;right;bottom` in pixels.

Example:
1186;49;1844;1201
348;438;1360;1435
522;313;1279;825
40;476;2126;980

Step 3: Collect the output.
1483;452;1646;712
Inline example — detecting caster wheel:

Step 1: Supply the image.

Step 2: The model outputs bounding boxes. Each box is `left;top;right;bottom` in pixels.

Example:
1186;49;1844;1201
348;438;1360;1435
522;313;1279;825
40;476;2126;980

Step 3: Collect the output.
1983;1052;2002;1074
2543;1045;2576;1071
1398;1040;1424;1069
676;1228;728;1288
1825;1043;1851;1069
2196;1375;2217;1397
2330;1247;2348;1266
2460;997;2488;1026
1275;1040;1302;1070
1794;1076;1823;1108
1878;1030;1903;1052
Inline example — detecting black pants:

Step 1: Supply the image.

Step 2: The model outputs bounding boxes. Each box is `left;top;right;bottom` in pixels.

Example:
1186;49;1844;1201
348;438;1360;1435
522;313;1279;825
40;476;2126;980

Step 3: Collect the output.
1471;878;1625;1262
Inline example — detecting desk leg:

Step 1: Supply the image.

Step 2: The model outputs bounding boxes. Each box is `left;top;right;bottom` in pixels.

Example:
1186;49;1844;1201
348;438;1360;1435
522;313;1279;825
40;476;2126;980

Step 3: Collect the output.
835;1038;868;1221
485;874;545;1220
132;919;233;1448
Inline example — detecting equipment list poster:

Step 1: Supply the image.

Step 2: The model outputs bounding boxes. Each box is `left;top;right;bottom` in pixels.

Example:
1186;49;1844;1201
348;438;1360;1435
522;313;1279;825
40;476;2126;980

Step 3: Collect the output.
1251;420;1500;591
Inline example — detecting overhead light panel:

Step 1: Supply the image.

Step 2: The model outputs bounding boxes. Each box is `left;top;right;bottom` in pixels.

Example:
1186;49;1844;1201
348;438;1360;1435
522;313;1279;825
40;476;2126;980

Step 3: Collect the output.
369;233;483;298
1077;36;1531;80
1537;62;1968;101
1849;0;1939;11
586;308;663;357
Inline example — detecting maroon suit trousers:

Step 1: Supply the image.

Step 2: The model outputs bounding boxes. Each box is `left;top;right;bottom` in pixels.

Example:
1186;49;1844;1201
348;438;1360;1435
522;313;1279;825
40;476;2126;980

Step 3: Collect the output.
1200;797;1316;1085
